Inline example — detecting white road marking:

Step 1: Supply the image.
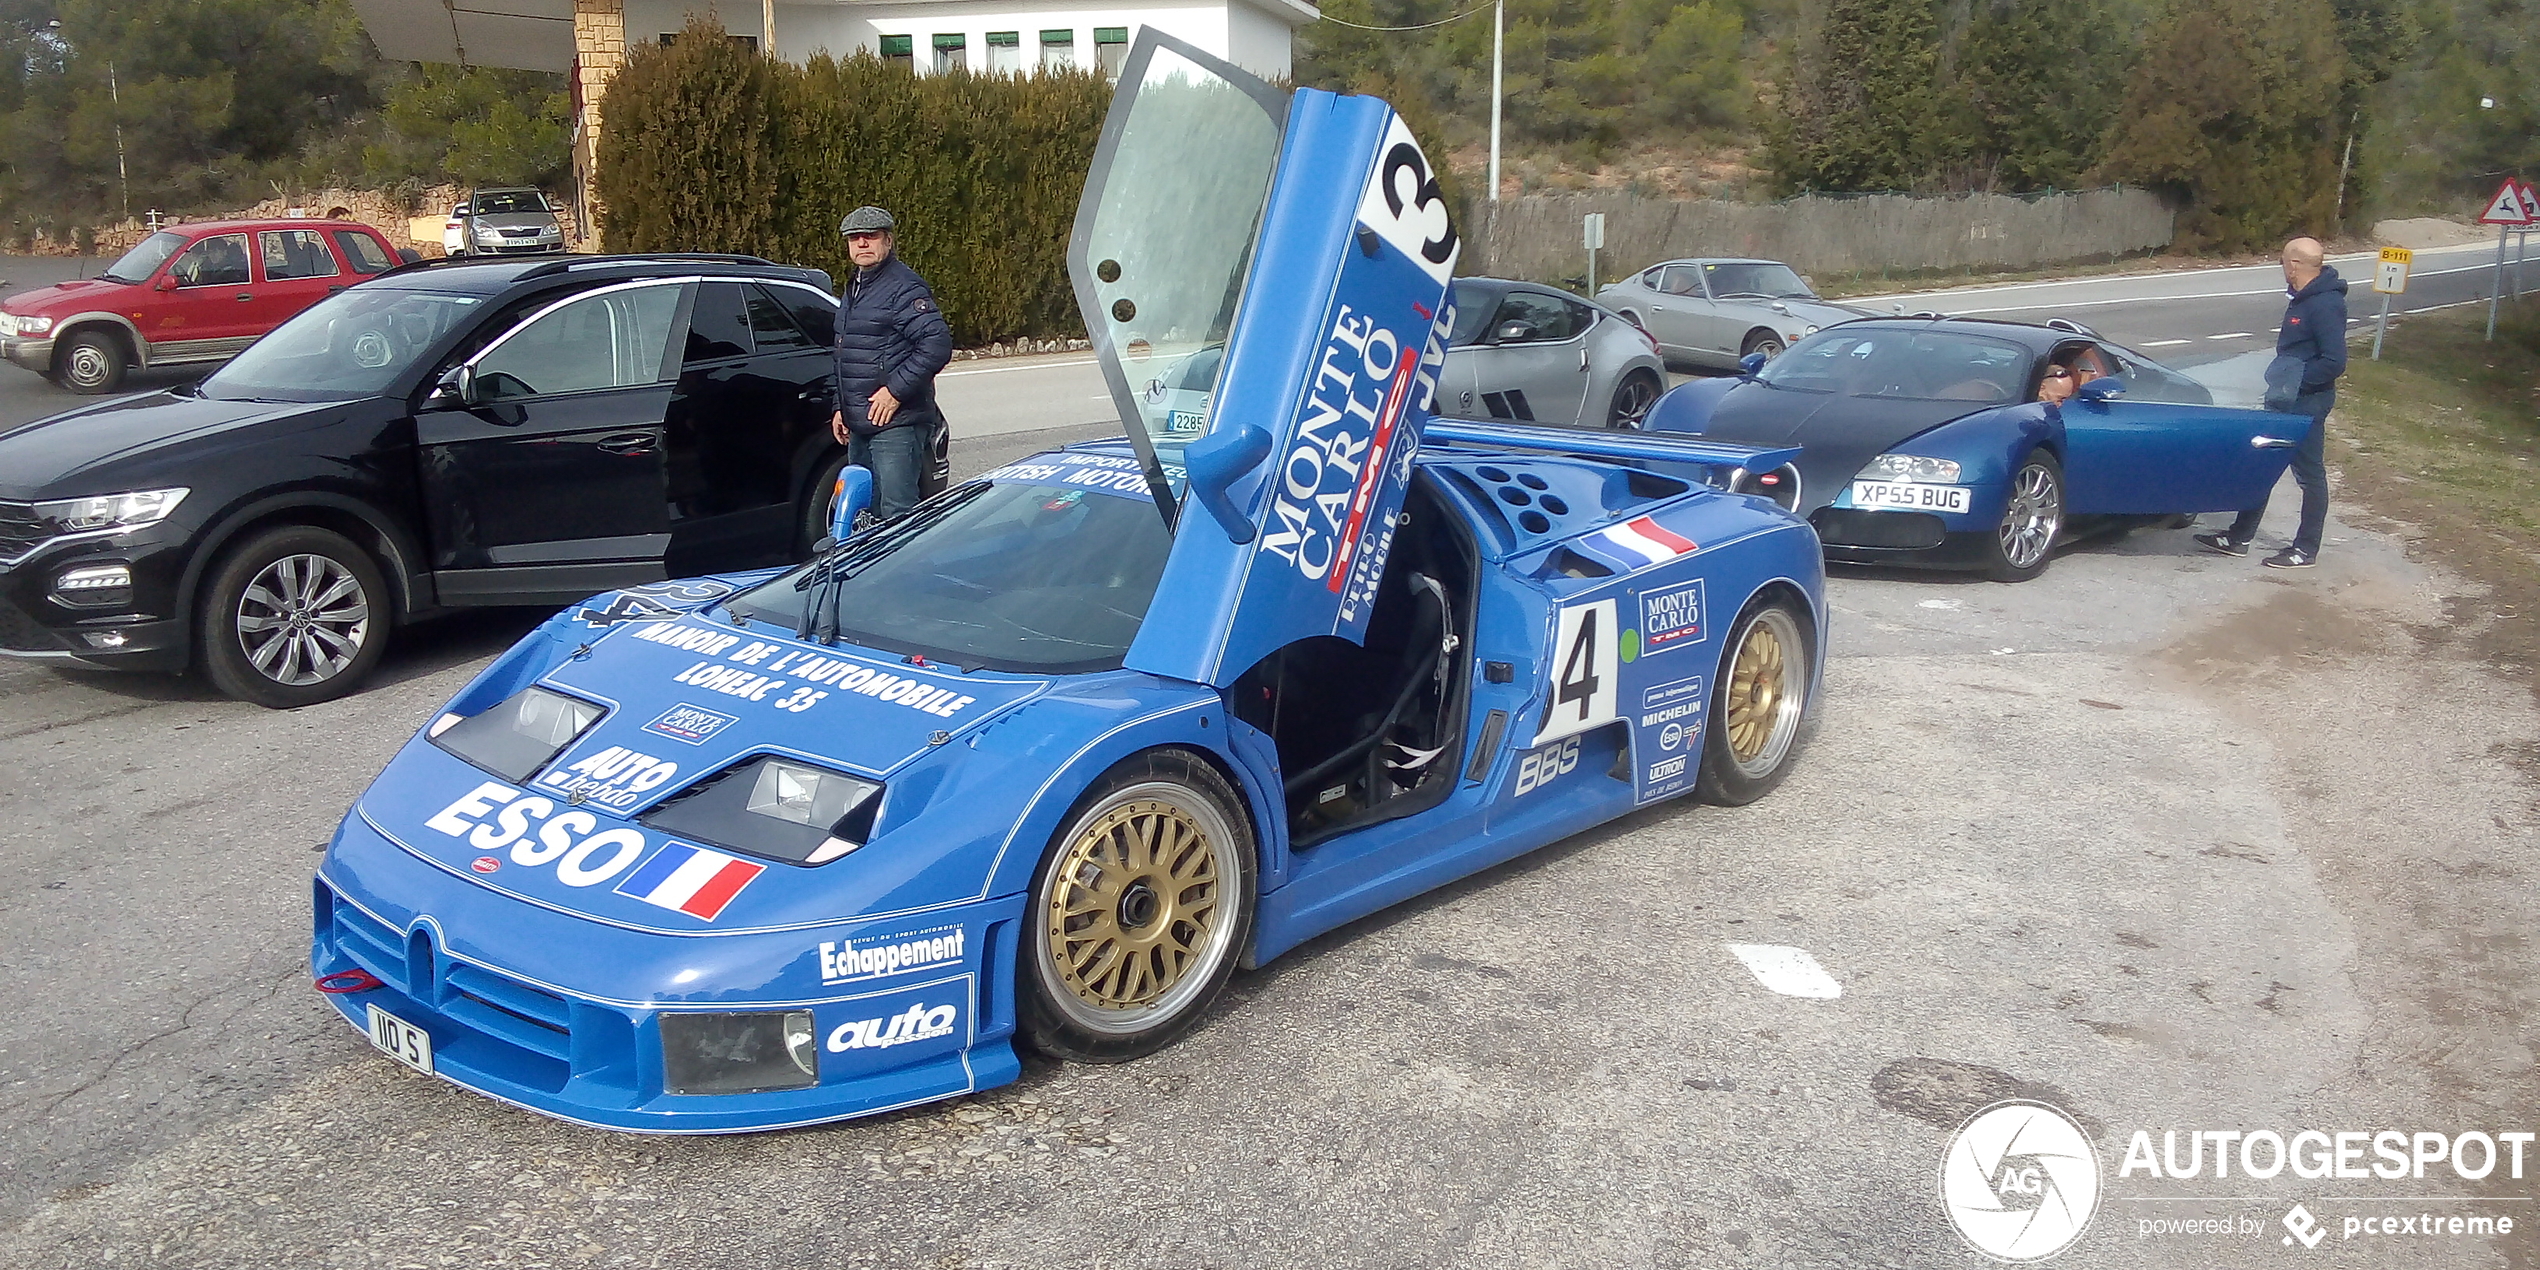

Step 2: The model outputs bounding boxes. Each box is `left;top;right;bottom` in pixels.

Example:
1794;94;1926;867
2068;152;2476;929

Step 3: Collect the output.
2141;339;2191;347
1917;598;1962;610
2207;332;2252;340
1873;261;2497;316
1726;944;1843;999
939;357;1097;379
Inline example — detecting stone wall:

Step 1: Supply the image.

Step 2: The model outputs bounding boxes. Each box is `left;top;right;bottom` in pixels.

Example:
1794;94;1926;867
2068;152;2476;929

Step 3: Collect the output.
27;183;582;259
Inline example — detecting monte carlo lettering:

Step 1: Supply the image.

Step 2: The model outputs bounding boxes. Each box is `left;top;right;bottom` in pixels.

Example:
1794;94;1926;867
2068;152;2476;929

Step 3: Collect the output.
626;623;976;719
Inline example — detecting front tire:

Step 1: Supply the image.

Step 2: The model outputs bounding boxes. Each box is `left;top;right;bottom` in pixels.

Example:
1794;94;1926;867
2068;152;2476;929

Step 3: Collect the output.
1740;330;1787;362
1606;369;1662;429
1695;594;1812;806
55;330;126;394
197;525;390;708
1983;451;2064;582
1019;748;1257;1064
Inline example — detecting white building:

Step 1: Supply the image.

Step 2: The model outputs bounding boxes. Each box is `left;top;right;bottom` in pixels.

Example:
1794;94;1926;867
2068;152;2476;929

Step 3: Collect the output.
352;0;1314;241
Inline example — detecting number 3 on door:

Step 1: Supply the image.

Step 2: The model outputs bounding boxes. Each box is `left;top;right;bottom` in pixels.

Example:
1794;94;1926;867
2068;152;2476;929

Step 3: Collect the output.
1537;598;1619;746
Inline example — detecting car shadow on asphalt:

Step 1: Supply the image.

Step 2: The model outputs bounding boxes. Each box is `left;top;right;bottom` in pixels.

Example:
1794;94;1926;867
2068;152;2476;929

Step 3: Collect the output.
28;606;552;707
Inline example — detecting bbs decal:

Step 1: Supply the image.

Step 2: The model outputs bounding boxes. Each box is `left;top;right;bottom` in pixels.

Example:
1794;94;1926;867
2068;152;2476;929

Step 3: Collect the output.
1513;736;1581;797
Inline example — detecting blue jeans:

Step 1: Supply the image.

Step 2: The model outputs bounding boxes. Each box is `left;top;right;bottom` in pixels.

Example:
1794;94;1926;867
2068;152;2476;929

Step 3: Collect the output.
849;422;924;522
2227;407;2329;555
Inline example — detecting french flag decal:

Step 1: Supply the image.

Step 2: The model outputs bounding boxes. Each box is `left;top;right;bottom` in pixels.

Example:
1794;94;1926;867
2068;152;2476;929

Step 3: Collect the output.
1597;516;1698;567
614;842;765;922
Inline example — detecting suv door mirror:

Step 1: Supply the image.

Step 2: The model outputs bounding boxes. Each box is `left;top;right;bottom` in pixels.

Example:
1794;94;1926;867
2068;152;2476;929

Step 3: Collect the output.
154;274;177;292
424;364;478;410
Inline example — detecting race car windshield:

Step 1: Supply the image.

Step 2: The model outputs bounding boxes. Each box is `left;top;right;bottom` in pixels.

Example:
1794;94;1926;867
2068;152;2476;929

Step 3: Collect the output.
727;482;1174;674
1756;329;2028;405
200;287;484;402
102;231;186;284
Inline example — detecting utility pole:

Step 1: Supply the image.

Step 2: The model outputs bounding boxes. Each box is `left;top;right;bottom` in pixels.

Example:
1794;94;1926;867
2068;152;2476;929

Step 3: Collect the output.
108;60;128;221
1487;0;1502;204
761;0;774;56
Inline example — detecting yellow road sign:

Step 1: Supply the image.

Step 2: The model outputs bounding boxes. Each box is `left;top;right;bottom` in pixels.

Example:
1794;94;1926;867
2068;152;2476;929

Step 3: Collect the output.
2374;246;2411;294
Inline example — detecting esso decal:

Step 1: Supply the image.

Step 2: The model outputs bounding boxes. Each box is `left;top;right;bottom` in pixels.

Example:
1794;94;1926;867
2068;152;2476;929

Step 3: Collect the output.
425;782;649;888
1513;736;1581;797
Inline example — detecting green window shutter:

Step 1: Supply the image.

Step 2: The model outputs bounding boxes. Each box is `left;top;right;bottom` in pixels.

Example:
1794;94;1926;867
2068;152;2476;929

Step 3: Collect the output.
1041;28;1073;43
1094;27;1128;43
933;32;965;48
879;34;912;55
986;30;1018;45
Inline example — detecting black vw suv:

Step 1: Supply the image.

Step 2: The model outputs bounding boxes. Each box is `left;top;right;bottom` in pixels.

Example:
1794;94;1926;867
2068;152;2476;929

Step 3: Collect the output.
0;254;850;707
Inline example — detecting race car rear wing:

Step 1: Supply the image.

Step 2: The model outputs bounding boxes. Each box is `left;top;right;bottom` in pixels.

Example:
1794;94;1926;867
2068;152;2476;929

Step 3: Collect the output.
1424;418;1800;479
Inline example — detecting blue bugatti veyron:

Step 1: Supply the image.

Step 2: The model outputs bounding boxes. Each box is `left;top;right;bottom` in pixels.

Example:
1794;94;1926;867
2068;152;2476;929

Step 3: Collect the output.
308;32;1828;1132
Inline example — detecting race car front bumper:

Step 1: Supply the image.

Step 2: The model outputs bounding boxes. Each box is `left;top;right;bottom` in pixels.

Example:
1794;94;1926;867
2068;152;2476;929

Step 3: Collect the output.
311;812;1024;1133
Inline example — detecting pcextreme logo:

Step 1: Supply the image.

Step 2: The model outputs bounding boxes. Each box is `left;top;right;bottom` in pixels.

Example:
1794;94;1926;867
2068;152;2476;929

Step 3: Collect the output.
1941;1100;2104;1261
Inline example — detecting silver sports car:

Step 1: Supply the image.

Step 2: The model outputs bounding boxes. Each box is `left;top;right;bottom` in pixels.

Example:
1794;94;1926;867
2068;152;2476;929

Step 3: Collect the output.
1597;258;1872;369
1138;277;1670;434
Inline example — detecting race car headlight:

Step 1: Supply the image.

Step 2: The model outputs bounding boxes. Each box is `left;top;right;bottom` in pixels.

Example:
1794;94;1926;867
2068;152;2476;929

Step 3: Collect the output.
428;685;605;782
659;1010;818;1096
1860;454;1962;483
36;487;188;535
642;757;882;865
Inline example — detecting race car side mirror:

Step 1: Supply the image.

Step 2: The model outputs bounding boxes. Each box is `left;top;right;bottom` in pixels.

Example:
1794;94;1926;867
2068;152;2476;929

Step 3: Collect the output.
826;464;874;543
2076;376;2125;402
1739;352;1768;378
1183;422;1272;544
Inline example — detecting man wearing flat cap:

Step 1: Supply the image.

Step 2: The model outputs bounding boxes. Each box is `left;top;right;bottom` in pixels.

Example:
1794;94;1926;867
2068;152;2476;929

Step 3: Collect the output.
829;206;952;522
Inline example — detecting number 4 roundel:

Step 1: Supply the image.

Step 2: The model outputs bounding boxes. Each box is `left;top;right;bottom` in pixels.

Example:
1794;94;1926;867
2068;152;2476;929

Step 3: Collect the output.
1538;599;1620;746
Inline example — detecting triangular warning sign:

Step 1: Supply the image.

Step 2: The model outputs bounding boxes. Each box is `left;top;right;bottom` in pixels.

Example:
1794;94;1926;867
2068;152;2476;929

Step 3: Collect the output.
2519;179;2540;220
2480;180;2528;225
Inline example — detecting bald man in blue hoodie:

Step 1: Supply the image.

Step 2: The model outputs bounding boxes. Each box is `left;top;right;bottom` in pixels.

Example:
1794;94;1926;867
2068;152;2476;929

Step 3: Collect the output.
2196;236;2344;569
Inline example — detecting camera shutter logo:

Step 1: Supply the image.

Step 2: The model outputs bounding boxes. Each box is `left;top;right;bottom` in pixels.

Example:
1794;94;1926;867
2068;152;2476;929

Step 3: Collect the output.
1939;1100;2102;1260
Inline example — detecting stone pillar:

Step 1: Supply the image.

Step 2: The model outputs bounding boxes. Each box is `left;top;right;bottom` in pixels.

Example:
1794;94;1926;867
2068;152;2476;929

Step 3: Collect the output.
572;0;627;250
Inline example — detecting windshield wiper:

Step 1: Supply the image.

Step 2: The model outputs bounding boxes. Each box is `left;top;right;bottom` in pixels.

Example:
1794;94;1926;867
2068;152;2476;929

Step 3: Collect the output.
794;483;991;645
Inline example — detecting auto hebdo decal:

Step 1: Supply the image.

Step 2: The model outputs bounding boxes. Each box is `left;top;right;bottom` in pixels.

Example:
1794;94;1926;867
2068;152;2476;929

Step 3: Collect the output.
1255;108;1460;634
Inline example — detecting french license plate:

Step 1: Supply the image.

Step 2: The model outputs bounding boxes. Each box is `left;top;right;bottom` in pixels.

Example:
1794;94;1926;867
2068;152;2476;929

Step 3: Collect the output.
1851;480;1971;514
366;1003;433;1074
1167;409;1206;435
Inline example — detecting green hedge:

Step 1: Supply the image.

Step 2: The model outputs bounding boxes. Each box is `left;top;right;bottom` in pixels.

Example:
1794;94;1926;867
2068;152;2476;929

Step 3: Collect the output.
596;17;1111;344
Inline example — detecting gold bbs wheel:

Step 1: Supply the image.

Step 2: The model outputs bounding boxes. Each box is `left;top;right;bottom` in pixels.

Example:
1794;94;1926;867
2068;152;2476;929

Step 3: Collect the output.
1022;754;1255;1061
1696;597;1812;806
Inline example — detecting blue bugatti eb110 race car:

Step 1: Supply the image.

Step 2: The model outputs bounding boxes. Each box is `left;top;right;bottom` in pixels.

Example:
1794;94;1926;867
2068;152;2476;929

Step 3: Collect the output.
309;32;1829;1132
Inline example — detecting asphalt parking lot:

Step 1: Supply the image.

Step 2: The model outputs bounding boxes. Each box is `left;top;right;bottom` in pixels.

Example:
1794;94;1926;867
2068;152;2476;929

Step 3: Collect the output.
5;435;2534;1265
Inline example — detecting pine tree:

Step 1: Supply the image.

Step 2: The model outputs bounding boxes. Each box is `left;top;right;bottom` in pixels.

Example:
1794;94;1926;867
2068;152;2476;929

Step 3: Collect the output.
1767;0;1949;193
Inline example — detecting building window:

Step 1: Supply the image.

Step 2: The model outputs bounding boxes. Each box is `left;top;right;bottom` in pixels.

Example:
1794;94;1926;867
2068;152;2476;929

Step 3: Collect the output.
1094;27;1129;78
985;30;1020;73
932;33;967;72
658;32;755;50
1040;29;1074;71
879;34;913;70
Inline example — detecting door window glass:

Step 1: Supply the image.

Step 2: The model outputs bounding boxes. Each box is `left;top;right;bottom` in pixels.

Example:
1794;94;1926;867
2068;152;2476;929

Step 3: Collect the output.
1488;291;1576;343
259;229;342;281
683;281;753;363
1659;265;1704;296
332;230;396;274
475;283;682;399
771;285;837;348
171;233;251;287
745;285;818;351
1700;261;1810;299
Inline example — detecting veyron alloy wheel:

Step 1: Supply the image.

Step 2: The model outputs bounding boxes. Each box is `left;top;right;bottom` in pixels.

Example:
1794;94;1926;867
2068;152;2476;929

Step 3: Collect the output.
1696;595;1812;806
198;525;390;708
1020;749;1256;1063
1985;451;2064;582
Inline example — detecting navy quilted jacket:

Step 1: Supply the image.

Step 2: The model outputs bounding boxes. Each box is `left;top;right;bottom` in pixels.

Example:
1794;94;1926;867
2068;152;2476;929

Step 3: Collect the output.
2274;266;2347;413
831;256;953;436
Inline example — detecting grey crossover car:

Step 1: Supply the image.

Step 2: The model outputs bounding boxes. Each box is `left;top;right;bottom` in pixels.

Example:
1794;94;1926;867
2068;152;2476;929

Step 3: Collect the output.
1597;258;1872;369
451;188;567;256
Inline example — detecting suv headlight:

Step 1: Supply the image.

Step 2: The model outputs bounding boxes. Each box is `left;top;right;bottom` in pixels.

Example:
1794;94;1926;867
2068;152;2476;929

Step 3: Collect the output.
643;756;882;865
1860;454;1962;483
428;685;606;781
36;487;188;535
8;314;53;336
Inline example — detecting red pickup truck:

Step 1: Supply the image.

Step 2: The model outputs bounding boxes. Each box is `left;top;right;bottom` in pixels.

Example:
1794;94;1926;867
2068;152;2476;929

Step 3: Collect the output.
0;219;410;393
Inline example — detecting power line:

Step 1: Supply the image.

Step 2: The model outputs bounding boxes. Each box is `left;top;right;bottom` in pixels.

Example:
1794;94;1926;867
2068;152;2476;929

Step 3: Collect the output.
1319;3;1490;31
